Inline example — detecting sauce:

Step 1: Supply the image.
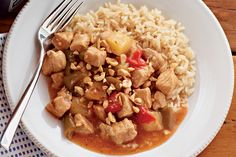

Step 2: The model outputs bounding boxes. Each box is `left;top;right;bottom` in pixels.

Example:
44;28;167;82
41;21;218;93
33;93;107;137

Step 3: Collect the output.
47;81;188;155
71;107;187;155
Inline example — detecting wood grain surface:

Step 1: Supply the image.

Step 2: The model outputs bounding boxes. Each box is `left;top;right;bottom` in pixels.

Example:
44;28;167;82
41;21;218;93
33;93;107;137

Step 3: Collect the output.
0;1;235;157
204;0;236;53
199;56;236;157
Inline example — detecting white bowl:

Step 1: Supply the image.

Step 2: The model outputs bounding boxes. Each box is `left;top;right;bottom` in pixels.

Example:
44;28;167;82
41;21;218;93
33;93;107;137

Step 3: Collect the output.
3;0;234;157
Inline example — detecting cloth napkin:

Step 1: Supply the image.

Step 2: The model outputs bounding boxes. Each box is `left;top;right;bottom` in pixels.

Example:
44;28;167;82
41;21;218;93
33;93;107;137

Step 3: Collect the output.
0;34;46;157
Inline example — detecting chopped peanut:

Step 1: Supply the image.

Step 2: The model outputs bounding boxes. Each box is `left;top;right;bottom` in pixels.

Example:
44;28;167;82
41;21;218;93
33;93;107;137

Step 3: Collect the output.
108;112;116;123
108;69;115;76
94;72;106;81
70;63;80;70
86;64;92;70
132;106;140;113
105;117;111;125
103;100;109;108
134;98;143;105
117;69;131;77
74;86;84;96
106;57;119;66
120;54;127;63
122;78;132;88
107;84;116;95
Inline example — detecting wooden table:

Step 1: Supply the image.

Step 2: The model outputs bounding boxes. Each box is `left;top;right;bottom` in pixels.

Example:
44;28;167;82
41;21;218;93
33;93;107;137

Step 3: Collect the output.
0;1;235;156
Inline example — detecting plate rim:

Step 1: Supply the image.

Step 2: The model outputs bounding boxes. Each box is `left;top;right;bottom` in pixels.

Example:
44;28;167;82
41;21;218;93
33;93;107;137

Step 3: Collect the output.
2;0;234;157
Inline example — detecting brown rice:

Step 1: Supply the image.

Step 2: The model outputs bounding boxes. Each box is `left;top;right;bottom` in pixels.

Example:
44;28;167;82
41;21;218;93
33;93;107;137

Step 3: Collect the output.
65;0;196;108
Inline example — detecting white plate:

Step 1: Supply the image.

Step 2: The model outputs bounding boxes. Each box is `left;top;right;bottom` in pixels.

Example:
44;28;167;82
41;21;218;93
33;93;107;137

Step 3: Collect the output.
3;0;234;157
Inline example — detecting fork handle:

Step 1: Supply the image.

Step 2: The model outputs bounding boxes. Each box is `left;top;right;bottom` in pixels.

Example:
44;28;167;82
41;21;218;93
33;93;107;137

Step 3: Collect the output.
0;50;45;150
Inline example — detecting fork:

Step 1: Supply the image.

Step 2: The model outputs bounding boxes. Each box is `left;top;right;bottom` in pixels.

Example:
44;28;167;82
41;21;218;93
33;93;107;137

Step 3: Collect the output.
0;0;84;150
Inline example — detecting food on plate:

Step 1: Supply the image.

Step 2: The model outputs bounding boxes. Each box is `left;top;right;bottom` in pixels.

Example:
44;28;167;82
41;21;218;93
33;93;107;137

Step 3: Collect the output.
42;1;196;155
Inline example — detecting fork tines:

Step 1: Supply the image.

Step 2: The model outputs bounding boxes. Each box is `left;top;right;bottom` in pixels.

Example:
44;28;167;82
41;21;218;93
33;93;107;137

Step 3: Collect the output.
42;0;84;33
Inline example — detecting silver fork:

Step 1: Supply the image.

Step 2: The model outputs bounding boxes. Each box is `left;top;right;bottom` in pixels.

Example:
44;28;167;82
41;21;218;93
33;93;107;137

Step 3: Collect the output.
0;0;84;150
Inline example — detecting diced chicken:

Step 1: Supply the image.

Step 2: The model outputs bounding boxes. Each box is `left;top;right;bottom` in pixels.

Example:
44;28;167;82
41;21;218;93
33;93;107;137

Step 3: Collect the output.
93;105;106;121
156;69;180;96
84;47;107;67
57;87;72;99
51;72;64;89
70;33;90;51
46;97;71;118
153;91;167;110
143;48;167;71
131;65;154;88
134;88;152;108
117;93;134;118
70;97;91;117
99;118;137;144
141;111;163;132
161;107;177;130
74;113;94;134
52;32;74;50
46;88;72;118
85;82;107;101
42;50;66;75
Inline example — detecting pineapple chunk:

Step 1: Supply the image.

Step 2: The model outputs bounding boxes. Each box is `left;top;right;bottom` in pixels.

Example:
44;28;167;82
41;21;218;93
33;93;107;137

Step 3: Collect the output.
106;32;132;56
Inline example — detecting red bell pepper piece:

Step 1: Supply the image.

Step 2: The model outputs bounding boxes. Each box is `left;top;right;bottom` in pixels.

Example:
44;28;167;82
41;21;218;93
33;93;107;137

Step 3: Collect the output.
126;50;146;69
136;106;155;123
105;92;122;113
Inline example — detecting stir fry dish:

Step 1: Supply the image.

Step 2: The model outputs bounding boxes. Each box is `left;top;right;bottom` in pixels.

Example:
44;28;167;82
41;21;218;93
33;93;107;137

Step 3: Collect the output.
42;1;196;155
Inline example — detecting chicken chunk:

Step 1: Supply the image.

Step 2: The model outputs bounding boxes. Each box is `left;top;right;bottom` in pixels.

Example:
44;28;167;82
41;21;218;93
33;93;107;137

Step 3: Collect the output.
85;82;107;101
74;113;94;134
117;93;134;118
51;72;64;89
153;91;167;110
131;65;154;88
141;111;163;132
70;33;90;51
42;50;66;75
161;107;177;130
143;48;167;71
84;47;107;67
46;88;72;118
134;88;152;108
52;32;74;50
99;118;137;145
57;87;72;99
93;105;106;121
156;69;180;96
46;97;71;118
